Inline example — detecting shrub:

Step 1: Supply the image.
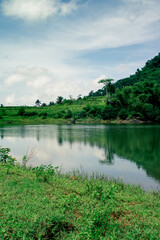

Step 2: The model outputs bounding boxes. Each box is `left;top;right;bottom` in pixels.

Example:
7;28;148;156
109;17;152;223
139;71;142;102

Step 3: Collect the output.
32;164;59;182
56;110;66;118
130;111;144;120
118;109;129;120
88;106;102;117
141;103;156;120
38;112;48;117
0;147;16;165
156;116;160;122
72;111;86;119
64;110;72;119
101;105;118;120
18;107;25;116
24;111;38;117
109;98;121;108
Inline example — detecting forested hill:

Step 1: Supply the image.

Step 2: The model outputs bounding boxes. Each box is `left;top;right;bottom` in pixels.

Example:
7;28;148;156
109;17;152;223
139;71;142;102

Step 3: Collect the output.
114;53;160;89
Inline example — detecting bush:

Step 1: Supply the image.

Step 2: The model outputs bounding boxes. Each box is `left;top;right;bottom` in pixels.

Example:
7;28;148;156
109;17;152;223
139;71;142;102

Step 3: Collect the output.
38;112;48;117
118;109;129;120
0;147;16;165
88;106;102;117
141;103;156;120
130;111;143;120
56;110;66;118
156;116;160;122
72;111;86;119
24;111;38;117
18;107;25;116
109;98;121;108
101;105;118;120
64;110;72;119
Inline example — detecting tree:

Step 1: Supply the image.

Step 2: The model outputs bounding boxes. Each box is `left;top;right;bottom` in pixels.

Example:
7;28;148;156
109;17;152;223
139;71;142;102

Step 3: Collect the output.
98;78;114;104
49;101;55;106
41;103;47;107
56;96;63;104
35;99;41;106
88;90;94;97
77;94;82;100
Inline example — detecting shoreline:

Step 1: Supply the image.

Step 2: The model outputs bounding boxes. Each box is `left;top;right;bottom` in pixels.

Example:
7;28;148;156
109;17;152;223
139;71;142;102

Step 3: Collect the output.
0;118;154;125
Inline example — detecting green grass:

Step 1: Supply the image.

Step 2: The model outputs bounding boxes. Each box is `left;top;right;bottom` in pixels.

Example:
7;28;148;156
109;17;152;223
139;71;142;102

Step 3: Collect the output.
0;96;107;124
0;163;160;239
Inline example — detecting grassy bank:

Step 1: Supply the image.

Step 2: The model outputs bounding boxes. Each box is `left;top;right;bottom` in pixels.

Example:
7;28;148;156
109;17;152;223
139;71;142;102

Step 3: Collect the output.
0;96;107;125
0;96;151;125
0;149;160;239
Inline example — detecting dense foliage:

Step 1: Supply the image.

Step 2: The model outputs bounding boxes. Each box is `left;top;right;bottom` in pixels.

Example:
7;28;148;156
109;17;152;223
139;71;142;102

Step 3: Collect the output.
105;80;160;121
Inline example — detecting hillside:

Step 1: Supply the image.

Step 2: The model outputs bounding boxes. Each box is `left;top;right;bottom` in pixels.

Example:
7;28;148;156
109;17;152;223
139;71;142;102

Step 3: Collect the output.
114;53;160;89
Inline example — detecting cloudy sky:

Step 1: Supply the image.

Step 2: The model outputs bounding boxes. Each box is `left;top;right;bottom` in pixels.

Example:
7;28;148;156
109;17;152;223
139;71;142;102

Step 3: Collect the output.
0;0;160;105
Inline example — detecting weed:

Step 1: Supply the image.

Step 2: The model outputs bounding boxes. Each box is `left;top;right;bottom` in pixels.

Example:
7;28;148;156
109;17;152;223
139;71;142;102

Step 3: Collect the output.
33;164;59;182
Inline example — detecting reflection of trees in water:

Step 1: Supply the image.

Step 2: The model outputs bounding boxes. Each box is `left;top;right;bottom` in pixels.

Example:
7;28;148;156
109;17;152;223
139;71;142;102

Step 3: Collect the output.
0;128;4;139
55;125;160;182
57;125;63;146
1;124;160;182
56;126;115;164
20;126;26;138
99;145;114;165
36;128;40;142
103;126;160;182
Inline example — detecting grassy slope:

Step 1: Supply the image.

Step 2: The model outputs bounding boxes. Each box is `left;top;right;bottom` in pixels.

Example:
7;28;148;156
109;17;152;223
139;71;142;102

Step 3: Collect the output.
0;96;107;124
0;164;160;240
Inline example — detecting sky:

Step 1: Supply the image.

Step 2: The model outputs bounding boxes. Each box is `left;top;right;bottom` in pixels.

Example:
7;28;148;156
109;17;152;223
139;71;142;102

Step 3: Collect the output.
0;0;160;106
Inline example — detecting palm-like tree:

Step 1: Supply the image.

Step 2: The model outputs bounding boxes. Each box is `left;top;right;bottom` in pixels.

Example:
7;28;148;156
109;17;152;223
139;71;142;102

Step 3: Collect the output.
98;78;114;104
35;99;41;106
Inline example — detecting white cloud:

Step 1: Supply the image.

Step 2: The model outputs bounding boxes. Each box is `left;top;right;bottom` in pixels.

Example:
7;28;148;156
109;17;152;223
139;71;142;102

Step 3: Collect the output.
70;0;160;50
92;74;107;88
60;0;77;15
5;93;16;105
2;59;144;106
4;65;53;88
1;0;78;21
3;65;96;105
0;0;160;105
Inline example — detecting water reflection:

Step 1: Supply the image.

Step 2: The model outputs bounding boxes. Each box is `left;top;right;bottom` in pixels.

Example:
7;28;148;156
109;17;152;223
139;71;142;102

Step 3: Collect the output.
0;124;160;190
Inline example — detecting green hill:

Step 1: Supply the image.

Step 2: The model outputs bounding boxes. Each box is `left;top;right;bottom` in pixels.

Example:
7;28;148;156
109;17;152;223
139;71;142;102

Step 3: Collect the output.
114;53;160;89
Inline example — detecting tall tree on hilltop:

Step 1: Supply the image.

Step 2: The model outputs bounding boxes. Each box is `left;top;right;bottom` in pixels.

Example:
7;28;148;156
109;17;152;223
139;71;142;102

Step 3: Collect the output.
35;99;41;106
98;78;114;104
56;96;63;104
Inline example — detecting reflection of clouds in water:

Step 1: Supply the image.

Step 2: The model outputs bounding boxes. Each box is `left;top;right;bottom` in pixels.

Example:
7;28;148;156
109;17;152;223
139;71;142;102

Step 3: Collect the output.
1;137;16;143
25;138;102;174
93;148;105;160
0;124;160;190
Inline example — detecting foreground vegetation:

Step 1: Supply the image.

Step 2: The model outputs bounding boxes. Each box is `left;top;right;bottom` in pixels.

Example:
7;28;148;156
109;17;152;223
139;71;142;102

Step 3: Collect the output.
0;147;160;239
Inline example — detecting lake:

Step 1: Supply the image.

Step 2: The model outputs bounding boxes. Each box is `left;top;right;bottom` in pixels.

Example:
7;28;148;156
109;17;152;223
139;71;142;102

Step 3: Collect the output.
0;124;160;190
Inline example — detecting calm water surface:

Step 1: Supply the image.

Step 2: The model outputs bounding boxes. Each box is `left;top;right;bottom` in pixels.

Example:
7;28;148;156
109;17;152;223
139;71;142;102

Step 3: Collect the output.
0;124;160;190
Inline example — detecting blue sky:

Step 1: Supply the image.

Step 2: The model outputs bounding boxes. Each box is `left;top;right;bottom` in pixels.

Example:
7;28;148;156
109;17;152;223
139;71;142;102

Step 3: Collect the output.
0;0;160;105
